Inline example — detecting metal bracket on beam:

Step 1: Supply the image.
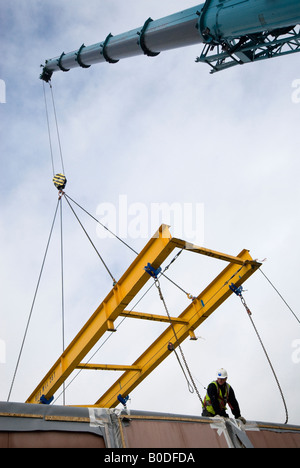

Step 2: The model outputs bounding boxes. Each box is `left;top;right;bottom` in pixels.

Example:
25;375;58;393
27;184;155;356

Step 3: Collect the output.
106;320;117;332
188;330;198;341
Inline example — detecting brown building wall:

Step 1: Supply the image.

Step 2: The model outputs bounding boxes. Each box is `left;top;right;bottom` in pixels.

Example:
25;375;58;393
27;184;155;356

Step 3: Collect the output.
0;430;105;448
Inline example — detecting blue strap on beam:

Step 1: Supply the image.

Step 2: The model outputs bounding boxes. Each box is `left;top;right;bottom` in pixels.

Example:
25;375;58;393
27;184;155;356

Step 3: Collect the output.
229;283;244;297
118;394;129;407
144;263;162;279
40;394;54;405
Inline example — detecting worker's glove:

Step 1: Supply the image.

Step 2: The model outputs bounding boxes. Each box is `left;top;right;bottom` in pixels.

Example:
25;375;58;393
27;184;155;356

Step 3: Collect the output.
214;412;229;419
236;416;246;424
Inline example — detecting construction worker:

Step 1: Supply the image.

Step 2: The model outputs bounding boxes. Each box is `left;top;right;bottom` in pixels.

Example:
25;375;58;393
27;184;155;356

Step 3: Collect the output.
202;368;246;424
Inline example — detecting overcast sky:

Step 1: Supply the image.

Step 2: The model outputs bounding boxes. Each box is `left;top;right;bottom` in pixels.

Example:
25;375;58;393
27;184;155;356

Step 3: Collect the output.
1;0;300;427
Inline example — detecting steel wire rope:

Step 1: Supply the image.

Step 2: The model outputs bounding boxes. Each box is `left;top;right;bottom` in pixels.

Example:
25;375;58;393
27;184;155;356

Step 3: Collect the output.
63;194;117;285
248;311;289;425
49;82;66;175
64;193;139;255
235;289;289;424
165;263;247;336
40;79;68;405
42;81;55;176
7;200;60;402
59;198;66;406
154;278;204;405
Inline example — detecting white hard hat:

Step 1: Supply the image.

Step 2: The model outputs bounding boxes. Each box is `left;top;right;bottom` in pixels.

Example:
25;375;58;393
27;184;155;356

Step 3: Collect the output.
217;368;228;379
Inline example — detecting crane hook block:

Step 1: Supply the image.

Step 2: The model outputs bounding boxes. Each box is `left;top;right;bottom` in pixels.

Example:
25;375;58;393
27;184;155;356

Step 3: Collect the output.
53;173;67;191
144;263;162;279
40;66;53;83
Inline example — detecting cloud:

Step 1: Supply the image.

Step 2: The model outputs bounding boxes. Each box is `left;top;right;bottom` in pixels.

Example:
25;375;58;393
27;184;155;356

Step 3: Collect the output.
1;1;300;426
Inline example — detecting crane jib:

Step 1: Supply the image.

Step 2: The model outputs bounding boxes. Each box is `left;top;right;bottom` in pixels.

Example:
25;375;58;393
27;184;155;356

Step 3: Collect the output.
40;0;300;79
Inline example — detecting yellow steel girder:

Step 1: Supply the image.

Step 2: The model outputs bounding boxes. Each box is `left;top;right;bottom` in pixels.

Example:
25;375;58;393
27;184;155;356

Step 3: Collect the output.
26;225;175;404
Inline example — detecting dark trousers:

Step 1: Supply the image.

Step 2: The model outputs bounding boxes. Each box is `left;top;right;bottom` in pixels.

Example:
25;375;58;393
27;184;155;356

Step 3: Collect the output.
202;408;214;417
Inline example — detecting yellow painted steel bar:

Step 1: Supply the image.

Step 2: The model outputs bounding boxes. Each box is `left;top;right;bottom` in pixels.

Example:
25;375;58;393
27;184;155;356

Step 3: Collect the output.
93;249;261;408
26;224;176;404
171;238;254;266
76;364;142;372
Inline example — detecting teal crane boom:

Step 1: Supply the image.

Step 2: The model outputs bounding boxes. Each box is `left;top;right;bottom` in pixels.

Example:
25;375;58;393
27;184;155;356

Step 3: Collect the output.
40;0;300;80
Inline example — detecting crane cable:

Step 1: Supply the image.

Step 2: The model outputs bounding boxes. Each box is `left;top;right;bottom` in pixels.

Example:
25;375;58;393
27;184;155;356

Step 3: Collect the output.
42;80;66;177
8;81;68;404
49;82;66;175
64;193;139;256
230;284;289;425
59;197;66;405
42;81;55;176
62;193;117;285
153;277;204;407
259;269;300;325
7;200;60;402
